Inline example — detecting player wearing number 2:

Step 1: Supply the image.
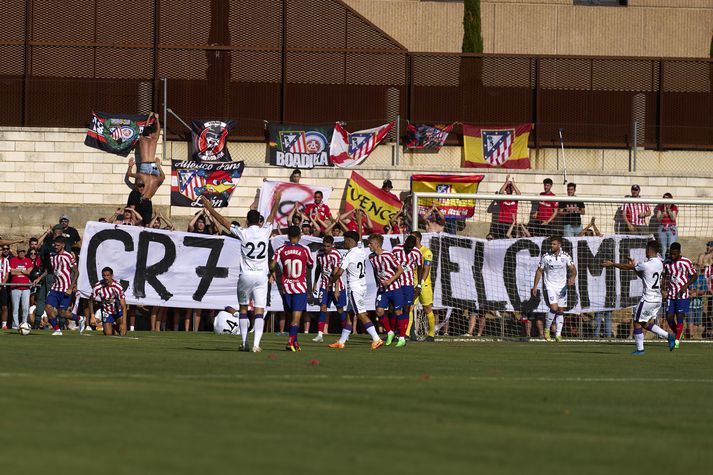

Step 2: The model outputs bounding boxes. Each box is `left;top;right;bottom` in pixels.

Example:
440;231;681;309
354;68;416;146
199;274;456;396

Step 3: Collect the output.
603;240;675;354
662;242;697;350
201;193;281;352
272;226;314;351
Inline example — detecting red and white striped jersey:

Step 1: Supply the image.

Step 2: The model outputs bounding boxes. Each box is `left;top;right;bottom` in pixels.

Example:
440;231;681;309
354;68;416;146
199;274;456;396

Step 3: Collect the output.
622;202;651;226
705;265;713;289
274;242;314;294
0;257;9;283
664;256;696;299
392;244;423;287
316;248;344;291
91;280;125;315
50;251;76;293
368;250;402;291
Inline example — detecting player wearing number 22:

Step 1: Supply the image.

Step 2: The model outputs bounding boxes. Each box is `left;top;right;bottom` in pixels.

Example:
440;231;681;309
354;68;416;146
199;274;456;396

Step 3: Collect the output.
603;240;675;355
201;193;281;353
272;226;314;351
662;242;697;349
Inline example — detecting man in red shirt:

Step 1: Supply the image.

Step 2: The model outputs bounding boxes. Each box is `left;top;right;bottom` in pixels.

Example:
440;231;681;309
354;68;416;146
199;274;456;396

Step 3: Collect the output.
303;191;332;232
491;175;521;238
621;184;651;235
9;247;33;329
529;178;558;237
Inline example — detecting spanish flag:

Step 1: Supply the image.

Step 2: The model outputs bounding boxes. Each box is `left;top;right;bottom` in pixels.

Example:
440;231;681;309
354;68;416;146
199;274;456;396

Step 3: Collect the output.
411;174;483;219
344;171;402;230
463;123;532;169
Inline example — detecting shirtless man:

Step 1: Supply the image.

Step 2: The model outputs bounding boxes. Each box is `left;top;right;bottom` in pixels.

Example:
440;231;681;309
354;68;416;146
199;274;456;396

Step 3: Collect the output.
127;112;164;200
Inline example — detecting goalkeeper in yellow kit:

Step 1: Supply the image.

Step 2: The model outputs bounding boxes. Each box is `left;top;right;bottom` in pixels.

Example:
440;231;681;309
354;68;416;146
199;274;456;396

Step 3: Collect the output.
407;231;436;341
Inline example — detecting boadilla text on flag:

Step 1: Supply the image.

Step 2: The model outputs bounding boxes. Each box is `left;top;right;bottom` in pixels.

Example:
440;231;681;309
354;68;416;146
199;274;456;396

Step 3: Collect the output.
191;119;236;162
84;111;153;157
267;122;333;169
344;171;402;229
171;159;245;207
411;174;483;219
463;123;532;169
404;123;454;152
329;122;394;168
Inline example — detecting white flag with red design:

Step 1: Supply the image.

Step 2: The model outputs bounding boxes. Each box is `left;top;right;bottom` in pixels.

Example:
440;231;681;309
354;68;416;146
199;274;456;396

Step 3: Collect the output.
329;121;394;168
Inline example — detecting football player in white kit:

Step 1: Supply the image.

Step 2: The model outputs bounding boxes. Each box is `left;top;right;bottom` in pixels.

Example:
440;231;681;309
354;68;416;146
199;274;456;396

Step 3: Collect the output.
327;230;384;350
531;236;577;342
202;192;281;352
603;240;676;354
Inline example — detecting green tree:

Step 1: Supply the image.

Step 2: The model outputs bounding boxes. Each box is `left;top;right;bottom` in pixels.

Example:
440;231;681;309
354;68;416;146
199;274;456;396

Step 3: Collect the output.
462;0;483;53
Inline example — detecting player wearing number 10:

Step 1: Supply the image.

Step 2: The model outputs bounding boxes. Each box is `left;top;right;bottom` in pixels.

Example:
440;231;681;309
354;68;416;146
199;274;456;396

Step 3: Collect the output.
272;226;314;351
201;193;281;353
602;240;675;354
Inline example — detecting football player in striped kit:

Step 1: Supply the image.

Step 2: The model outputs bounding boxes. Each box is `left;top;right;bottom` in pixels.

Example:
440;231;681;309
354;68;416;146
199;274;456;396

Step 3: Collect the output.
41;237;84;335
662;242;697;349
89;267;128;336
312;235;346;343
272;226;314;351
392;235;423;339
367;234;406;347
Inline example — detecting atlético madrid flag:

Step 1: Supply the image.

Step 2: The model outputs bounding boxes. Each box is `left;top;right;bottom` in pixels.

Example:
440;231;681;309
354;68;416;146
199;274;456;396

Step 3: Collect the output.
411;174;484;219
329;122;394;168
462;123;533;169
344;171;402;229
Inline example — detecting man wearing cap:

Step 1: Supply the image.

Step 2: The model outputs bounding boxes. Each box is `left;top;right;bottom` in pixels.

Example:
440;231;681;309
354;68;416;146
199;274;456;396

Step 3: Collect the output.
382;179;396;197
621;185;651;235
0;245;10;329
57;215;81;252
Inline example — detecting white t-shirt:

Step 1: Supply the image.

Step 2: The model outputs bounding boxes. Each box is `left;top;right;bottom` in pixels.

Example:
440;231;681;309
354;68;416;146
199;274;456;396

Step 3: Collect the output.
634;257;664;303
539;251;573;290
230;223;272;274
340;243;371;292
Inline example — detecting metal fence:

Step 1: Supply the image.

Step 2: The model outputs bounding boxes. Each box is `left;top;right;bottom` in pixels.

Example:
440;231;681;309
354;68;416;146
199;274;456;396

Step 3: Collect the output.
2;0;713;150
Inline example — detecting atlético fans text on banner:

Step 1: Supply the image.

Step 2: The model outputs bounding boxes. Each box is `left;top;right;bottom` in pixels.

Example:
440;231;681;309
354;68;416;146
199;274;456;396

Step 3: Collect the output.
404;122;454;152
171;160;245;207
462;123;533;169
266;122;333;169
411;174;484;219
329;121;394;168
191;119;236;162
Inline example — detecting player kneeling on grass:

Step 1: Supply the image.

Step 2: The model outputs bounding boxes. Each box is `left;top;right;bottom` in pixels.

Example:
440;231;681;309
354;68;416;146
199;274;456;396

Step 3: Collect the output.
531;236;576;342
272;226;314;352
367;234;406;347
313;235;347;343
89;267;127;336
328;231;384;350
662;242;697;350
602;240;675;354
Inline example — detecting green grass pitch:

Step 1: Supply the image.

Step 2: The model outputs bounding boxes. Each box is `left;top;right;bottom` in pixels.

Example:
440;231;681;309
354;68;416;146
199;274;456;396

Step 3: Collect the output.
0;331;711;475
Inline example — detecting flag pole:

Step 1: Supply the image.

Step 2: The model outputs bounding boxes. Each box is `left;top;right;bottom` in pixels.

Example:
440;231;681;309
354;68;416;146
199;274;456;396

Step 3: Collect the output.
395;115;400;166
558;128;568;185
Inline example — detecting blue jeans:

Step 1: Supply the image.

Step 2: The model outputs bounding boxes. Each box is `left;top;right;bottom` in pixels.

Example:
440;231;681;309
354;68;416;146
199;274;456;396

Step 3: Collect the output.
11;289;30;327
658;225;677;255
592;311;612;338
563;224;583;237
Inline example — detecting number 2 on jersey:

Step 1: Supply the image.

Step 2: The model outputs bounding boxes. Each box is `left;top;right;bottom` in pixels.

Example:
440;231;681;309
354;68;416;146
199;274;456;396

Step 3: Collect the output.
245;241;267;259
356;261;365;279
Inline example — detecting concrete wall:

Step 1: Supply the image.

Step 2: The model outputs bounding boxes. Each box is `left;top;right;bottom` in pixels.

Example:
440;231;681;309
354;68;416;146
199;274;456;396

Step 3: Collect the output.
2;127;713;242
345;0;713;57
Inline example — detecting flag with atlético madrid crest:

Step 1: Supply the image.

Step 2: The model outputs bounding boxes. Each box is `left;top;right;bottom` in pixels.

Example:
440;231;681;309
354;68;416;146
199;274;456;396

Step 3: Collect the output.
329;121;394;168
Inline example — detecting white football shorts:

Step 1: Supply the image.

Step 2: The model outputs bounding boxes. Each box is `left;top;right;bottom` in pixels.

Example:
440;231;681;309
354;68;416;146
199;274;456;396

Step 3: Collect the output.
544;286;567;308
633;300;662;323
347;287;367;315
237;272;268;309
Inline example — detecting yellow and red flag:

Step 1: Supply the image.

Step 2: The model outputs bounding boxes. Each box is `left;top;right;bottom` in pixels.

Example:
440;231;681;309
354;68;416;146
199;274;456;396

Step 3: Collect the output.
344;171;402;229
463;123;532;169
411;174;483;219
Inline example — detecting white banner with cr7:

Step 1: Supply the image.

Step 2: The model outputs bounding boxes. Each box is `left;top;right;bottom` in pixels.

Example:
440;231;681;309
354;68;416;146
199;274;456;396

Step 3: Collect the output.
428;234;650;314
78;222;242;309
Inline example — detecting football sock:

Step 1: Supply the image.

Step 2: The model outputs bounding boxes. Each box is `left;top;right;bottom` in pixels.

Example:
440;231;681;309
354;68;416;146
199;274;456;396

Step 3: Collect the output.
289;324;299;344
317;311;327;335
364;322;380;341
555;313;564;337
238;313;249;346
49;317;59;330
406;309;414;336
380;314;392;333
339;324;353;344
667;318;678;335
646;323;669;339
397;313;408;337
338;311;347;324
634;326;645;351
253;314;265;348
426;310;435;338
388;312;397;333
545;310;556;332
675;316;685;340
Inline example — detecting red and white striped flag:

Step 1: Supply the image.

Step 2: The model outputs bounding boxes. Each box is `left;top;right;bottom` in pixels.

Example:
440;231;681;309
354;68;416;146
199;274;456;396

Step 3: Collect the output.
329;121;394;168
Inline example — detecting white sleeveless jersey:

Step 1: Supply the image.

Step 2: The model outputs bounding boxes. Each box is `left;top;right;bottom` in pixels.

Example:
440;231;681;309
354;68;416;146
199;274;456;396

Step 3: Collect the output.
230;223;272;273
340;243;371;292
634;257;664;303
